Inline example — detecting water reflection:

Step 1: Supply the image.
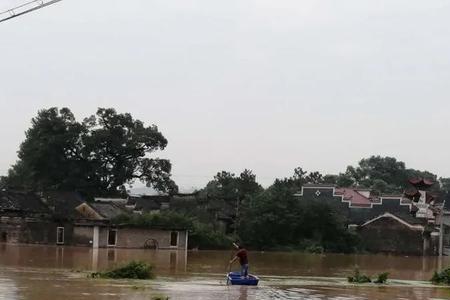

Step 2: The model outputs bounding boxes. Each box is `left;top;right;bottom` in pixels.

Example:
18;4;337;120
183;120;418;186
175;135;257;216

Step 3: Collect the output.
0;273;19;300
1;245;450;280
238;286;248;300
1;245;450;300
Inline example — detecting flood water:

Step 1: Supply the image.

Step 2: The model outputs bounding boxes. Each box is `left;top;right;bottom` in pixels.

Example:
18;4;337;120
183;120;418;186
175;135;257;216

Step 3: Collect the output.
0;244;449;299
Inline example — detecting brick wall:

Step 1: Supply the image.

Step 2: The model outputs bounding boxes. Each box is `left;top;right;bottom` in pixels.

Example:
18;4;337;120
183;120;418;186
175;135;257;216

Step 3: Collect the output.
358;217;424;255
72;225;188;249
0;216;72;245
114;228;187;249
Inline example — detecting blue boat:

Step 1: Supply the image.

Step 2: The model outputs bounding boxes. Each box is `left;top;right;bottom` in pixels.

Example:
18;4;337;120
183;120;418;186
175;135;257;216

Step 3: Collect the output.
227;272;259;286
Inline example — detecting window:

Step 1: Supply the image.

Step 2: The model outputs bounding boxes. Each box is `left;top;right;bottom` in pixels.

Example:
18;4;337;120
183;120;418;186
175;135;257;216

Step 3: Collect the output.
108;229;117;246
56;227;64;245
170;231;178;247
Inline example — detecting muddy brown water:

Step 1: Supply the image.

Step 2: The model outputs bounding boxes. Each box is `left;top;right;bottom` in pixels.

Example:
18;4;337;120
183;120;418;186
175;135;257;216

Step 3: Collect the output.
0;244;449;299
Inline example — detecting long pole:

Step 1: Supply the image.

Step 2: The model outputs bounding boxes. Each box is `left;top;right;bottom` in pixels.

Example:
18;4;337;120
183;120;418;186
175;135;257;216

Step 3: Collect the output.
0;0;63;23
439;200;445;257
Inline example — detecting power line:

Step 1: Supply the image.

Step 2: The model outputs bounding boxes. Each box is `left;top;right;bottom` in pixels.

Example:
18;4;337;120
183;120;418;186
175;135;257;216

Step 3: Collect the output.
0;0;63;23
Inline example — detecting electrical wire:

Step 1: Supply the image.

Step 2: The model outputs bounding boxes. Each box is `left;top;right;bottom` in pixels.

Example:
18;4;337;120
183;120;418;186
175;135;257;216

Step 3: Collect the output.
0;0;63;23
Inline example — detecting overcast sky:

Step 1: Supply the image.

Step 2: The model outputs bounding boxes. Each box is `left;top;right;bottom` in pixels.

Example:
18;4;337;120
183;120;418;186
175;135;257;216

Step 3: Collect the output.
1;0;450;191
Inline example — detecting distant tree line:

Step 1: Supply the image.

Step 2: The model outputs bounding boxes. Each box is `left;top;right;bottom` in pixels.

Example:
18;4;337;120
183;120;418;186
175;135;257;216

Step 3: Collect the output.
179;159;450;251
2;107;450;252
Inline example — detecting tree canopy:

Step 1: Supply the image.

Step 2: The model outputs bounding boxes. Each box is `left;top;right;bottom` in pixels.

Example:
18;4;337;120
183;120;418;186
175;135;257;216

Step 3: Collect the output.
5;107;177;197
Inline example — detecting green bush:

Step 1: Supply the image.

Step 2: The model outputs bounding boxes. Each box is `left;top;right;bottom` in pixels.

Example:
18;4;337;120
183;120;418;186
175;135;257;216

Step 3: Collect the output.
348;269;371;283
91;261;154;279
113;212;194;230
375;272;389;284
305;244;324;254
151;295;169;300
431;268;450;285
188;222;233;250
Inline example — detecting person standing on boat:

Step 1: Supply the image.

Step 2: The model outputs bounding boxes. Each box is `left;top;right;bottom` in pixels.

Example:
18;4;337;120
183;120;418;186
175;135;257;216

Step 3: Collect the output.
229;242;249;278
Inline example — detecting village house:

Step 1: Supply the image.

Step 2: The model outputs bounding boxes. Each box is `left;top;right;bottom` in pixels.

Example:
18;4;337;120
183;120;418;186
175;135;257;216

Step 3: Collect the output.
73;201;188;250
0;190;71;245
295;178;442;256
0;191;189;250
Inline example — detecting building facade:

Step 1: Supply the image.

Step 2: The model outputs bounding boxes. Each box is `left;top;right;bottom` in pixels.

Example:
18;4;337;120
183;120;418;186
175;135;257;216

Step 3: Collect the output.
295;180;441;256
0;191;189;250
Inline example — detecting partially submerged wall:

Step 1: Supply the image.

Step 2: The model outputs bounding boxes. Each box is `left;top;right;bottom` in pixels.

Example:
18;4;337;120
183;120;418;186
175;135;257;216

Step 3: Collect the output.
358;215;424;255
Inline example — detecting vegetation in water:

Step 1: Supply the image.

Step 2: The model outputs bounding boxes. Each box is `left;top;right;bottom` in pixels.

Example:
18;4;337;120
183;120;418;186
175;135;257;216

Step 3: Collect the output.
431;268;450;285
304;244;325;254
347;269;371;283
374;272;389;284
113;211;194;230
90;261;154;280
151;295;169;300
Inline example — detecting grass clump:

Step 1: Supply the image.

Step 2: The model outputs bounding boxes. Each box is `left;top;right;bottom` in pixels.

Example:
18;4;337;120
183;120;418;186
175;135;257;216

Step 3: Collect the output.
347;269;371;283
431;268;450;285
374;272;389;284
305;244;325;254
151;295;169;300
91;261;154;280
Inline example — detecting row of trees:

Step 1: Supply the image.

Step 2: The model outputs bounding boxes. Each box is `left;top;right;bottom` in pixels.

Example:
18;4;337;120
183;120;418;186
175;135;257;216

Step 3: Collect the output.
186;159;450;251
2;107;450;251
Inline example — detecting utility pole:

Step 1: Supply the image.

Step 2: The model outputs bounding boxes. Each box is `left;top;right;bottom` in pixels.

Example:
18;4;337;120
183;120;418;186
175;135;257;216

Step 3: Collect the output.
439;200;445;257
0;0;63;23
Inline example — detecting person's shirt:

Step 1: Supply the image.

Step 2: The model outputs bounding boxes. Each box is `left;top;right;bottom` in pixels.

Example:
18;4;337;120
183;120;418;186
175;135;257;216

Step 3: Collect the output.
236;248;248;265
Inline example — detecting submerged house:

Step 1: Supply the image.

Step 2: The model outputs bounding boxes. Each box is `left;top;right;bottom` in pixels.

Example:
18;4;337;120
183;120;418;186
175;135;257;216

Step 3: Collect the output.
73;201;188;250
0;191;189;250
295;178;441;256
0;191;70;245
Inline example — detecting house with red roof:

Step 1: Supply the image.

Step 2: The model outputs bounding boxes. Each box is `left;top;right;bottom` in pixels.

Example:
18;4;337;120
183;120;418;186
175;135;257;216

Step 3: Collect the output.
295;178;441;256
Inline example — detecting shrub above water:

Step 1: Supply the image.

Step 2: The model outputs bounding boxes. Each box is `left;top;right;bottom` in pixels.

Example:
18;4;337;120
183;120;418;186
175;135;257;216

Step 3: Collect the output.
374;272;389;284
431;268;450;285
91;261;154;279
347;269;371;283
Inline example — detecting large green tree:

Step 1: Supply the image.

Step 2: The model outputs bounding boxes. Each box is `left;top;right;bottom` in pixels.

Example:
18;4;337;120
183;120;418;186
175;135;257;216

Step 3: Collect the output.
338;155;438;193
198;169;263;233
238;183;358;252
5;107;177;196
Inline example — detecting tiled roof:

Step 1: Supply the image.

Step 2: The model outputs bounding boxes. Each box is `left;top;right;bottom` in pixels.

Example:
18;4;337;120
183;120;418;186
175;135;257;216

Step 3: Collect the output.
127;195;169;212
335;188;373;207
0;191;49;214
408;178;434;188
360;212;426;228
89;202;128;219
43;191;85;217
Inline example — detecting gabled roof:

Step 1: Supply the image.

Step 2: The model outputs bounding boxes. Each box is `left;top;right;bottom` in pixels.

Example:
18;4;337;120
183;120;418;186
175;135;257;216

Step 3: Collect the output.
76;202;128;220
359;212;425;230
89;202;128;219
